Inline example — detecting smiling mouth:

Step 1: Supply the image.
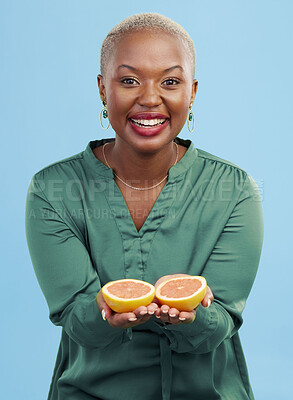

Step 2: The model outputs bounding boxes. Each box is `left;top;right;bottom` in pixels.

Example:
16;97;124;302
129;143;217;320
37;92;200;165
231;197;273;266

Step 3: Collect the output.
130;118;167;128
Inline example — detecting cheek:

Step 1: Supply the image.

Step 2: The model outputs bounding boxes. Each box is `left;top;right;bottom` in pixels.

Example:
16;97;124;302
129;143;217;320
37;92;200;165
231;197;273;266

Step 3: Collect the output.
108;88;136;118
167;92;190;120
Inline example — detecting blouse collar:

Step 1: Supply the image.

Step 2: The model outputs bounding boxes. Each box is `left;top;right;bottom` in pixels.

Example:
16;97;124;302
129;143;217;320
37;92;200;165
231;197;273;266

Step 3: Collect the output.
84;137;198;182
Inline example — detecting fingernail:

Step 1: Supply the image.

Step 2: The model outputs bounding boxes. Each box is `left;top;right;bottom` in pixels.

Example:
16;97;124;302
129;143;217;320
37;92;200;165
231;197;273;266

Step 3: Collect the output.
162;309;168;313
155;315;161;319
207;299;211;308
169;313;176;318
140;310;148;315
148;310;154;315
101;309;106;320
128;317;137;322
179;317;186;321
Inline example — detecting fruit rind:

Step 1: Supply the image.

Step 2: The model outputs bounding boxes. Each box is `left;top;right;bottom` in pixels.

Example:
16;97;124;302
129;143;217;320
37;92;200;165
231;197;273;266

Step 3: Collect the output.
101;279;155;313
155;276;207;311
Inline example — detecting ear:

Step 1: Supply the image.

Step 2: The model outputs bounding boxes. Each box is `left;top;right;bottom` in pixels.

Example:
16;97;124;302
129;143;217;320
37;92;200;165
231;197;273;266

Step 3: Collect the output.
97;74;107;104
190;79;198;106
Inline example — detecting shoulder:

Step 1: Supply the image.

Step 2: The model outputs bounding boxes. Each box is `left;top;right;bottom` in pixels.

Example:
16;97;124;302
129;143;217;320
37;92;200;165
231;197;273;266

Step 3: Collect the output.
194;147;252;189
179;141;261;201
31;138;111;185
177;137;247;175
27;139;110;200
33;151;85;179
28;148;88;200
196;148;247;173
194;148;261;201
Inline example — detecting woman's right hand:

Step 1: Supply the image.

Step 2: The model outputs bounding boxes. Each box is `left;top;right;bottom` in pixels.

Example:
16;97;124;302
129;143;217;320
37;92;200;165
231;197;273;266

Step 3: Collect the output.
96;290;159;329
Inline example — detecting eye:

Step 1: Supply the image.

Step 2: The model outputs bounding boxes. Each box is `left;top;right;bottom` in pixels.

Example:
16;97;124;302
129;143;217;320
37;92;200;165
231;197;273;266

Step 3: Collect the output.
121;78;139;85
162;78;180;86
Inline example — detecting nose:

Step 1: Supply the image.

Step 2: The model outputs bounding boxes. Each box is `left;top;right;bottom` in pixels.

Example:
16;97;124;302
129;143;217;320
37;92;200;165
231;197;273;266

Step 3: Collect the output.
137;81;162;108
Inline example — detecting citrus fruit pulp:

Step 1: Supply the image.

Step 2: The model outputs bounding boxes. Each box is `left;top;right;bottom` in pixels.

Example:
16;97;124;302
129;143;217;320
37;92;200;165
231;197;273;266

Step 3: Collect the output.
101;279;156;313
155;276;207;311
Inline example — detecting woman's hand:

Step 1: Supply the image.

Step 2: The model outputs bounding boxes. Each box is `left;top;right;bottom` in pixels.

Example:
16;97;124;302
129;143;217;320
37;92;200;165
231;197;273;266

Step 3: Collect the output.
96;290;159;329
96;273;214;328
153;274;214;325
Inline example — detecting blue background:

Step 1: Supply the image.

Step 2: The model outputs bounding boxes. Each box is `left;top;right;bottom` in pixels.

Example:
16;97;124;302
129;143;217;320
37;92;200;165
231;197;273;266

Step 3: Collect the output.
1;1;292;399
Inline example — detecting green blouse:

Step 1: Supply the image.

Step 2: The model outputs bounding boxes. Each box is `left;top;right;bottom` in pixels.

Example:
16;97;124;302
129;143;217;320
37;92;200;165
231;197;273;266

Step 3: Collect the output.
26;138;263;400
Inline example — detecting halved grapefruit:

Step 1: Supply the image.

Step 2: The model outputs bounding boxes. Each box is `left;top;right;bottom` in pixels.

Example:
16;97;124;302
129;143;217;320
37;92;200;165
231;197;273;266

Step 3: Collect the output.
101;279;156;313
155;276;207;311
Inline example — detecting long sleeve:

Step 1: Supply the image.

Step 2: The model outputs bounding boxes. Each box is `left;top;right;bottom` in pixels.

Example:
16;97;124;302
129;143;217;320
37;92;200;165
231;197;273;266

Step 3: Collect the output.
25;176;131;349
159;174;263;354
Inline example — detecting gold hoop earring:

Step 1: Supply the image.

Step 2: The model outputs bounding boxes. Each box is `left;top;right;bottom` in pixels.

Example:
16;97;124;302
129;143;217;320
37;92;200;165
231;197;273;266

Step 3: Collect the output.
100;102;110;130
188;106;195;133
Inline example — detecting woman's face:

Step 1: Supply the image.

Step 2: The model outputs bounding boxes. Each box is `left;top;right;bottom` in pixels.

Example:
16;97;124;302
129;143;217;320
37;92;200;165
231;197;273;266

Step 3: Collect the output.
98;30;198;153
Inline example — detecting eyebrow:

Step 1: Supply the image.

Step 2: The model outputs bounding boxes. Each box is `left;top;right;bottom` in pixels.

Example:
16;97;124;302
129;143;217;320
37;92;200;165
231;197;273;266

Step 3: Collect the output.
164;65;184;73
117;64;184;73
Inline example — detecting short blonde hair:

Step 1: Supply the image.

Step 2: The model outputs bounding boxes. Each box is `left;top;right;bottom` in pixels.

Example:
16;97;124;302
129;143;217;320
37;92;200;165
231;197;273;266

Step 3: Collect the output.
100;12;195;77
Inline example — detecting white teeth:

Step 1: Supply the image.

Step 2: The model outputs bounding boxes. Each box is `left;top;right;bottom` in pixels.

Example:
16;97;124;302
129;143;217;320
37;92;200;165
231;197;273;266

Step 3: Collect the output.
131;118;166;127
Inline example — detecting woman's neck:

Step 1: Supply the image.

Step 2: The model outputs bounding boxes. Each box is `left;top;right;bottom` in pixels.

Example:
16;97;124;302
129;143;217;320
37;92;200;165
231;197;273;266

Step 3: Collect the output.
105;139;179;184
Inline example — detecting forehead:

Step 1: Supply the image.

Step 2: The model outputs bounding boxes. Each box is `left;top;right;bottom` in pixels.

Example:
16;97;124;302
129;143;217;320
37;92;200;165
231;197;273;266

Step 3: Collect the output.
108;30;192;76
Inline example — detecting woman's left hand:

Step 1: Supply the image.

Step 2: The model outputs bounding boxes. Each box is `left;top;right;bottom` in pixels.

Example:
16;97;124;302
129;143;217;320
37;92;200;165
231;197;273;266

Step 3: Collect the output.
153;274;214;325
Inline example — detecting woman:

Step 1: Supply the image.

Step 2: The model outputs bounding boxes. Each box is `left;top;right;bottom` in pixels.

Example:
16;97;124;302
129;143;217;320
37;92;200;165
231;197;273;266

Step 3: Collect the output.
26;13;263;400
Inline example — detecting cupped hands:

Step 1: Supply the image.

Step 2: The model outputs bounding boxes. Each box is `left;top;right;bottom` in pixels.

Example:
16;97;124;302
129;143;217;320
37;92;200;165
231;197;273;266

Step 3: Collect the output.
96;273;214;329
